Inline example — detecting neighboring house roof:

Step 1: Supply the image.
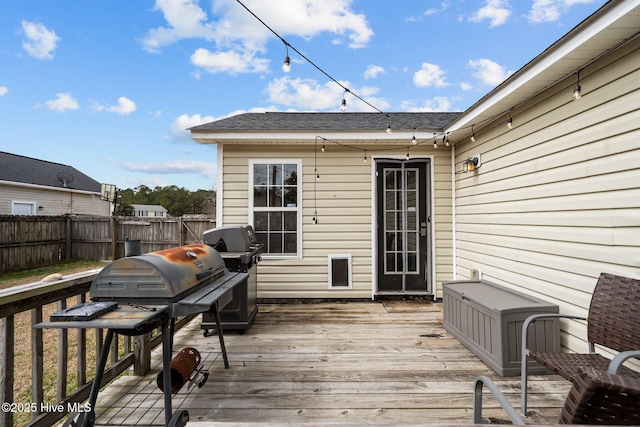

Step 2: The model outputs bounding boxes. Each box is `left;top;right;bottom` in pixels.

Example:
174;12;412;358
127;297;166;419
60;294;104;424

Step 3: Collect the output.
445;1;640;142
191;112;462;133
0;151;101;192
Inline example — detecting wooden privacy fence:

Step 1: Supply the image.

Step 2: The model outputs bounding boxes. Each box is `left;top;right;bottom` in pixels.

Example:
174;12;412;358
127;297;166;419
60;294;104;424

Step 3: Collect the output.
0;272;197;427
0;215;216;272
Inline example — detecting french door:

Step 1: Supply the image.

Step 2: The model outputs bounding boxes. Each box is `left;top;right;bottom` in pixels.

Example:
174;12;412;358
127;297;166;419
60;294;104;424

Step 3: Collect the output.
376;159;432;294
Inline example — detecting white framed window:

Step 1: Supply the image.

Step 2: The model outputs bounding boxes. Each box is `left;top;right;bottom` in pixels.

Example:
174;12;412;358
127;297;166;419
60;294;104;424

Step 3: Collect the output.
249;160;302;258
328;254;352;289
12;201;36;215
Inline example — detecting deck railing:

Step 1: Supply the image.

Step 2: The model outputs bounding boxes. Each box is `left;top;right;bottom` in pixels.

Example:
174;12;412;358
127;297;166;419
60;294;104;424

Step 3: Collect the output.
0;272;195;427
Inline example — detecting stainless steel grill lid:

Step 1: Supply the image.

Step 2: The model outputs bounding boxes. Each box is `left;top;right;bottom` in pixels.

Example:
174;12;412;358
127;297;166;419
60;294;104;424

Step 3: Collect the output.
90;243;226;304
203;225;262;253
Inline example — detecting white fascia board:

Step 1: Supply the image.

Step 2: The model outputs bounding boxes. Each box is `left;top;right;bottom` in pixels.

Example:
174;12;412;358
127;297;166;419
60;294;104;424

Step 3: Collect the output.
445;0;640;134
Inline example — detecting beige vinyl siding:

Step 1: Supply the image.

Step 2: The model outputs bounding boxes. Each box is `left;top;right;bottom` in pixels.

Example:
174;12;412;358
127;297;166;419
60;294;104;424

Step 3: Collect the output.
221;142;454;299
0;183;109;216
454;38;640;352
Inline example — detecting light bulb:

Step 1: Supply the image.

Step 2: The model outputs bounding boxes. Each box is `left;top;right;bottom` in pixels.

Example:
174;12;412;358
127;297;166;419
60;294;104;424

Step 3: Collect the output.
412;136;417;145
386;124;392;134
433;139;438;148
573;83;582;100
321;144;325;153
507;117;512;129
283;56;290;73
340;98;346;112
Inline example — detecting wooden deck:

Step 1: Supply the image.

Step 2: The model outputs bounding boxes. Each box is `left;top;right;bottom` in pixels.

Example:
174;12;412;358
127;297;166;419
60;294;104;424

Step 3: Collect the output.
92;301;569;426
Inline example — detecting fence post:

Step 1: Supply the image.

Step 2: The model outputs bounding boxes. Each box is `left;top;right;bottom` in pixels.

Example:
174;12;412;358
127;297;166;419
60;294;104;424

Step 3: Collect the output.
133;333;152;375
65;216;72;260
110;216;117;260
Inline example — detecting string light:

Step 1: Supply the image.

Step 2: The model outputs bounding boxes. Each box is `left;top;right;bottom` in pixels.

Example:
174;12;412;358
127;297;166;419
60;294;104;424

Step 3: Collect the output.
573;69;582;100
412;128;417;145
507;111;513;129
282;42;291;73
433;138;438;149
386;124;392;134
321;143;325;153
340;89;349;112
406;149;410;160
470;125;476;143
444;133;450;147
363;150;367;163
316;168;320;181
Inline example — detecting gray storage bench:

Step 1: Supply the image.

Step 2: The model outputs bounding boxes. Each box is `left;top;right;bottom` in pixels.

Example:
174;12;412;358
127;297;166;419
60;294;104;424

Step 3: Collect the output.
443;280;560;376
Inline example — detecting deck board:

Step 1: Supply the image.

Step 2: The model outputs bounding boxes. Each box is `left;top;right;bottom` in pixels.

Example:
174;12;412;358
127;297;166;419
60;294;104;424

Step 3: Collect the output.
92;301;568;426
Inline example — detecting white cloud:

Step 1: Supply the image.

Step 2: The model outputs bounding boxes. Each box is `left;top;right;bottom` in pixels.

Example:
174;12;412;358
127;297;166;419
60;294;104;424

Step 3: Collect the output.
190;48;269;74
527;0;597;24
44;93;79;112
413;63;448;88
460;82;473;91
107;97;137;115
401;97;452;112
469;0;512;28
140;0;217;53
21;20;60;60
364;65;385;79
265;76;388;111
424;1;451;16
0;87;8;96
122;159;215;175
121;159;218;184
91;97;137;115
468;58;513;86
142;0;374;75
170;113;217;142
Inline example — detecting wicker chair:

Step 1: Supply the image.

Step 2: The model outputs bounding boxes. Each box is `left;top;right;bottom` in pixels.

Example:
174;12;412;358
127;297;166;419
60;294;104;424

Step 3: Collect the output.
520;273;640;415
474;367;640;424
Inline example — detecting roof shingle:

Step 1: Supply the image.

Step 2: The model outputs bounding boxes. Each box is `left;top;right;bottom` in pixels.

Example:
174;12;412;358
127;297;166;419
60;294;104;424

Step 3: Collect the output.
0;151;102;192
190;112;462;132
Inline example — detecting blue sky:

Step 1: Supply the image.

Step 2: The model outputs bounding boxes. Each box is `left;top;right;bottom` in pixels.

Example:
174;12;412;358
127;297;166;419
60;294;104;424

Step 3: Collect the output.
0;0;607;191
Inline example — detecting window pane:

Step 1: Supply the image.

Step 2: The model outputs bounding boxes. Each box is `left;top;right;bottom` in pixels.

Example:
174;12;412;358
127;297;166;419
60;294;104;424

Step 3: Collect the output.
386;253;395;272
386;232;395;251
284;233;297;253
283;164;297;185
283;186;297;207
385;170;395;189
253;164;267;185
254;212;268;231
284;212;297;231
255;232;268;250
406;170;417;189
268;187;282;207
385;190;395;210
407;253;417;272
269;212;283;231
269;233;282;253
268;164;282;185
254;186;267;207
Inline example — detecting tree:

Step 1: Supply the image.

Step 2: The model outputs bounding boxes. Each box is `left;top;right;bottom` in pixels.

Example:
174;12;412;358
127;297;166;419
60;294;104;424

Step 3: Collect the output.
116;185;216;217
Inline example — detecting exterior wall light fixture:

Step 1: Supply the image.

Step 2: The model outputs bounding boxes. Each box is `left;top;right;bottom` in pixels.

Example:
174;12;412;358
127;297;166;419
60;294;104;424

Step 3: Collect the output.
463;154;482;173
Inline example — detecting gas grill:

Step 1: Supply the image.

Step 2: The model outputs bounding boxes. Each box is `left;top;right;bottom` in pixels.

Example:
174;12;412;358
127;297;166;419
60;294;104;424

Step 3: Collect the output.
36;243;248;427
202;225;263;334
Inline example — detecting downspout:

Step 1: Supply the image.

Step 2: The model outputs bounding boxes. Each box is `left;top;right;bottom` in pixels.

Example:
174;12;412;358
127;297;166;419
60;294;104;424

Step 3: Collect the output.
451;144;457;280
